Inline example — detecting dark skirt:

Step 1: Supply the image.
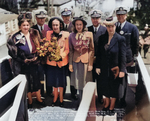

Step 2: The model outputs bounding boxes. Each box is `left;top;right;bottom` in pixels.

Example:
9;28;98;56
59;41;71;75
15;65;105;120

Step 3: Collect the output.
97;69;120;98
46;65;66;87
21;63;41;92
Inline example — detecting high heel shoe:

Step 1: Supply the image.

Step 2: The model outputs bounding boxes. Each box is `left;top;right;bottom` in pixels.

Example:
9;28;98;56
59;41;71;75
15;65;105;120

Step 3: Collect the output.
100;107;109;116
52;101;57;107
59;101;64;107
36;100;46;107
28;103;32;109
108;109;115;116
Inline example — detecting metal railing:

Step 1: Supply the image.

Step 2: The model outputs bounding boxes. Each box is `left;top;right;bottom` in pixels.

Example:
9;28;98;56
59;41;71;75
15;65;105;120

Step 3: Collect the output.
74;53;150;121
137;54;150;100
0;74;27;121
74;82;96;121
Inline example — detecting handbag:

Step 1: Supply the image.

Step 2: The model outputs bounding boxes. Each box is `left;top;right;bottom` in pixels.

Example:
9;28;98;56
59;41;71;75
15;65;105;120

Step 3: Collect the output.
111;66;119;79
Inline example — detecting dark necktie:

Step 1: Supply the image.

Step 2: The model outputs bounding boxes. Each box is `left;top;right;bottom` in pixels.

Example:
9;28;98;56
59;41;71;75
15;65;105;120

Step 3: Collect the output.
94;27;97;34
65;24;68;29
116;23;121;33
40;26;43;38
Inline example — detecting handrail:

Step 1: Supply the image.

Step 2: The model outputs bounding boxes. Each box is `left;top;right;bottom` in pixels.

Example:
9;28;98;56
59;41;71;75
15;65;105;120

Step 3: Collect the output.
74;82;96;121
0;74;27;121
137;53;150;100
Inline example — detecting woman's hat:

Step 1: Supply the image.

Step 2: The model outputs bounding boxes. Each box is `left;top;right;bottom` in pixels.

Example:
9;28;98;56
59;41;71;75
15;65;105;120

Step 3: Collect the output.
18;12;32;21
48;17;64;30
72;16;87;26
103;16;117;26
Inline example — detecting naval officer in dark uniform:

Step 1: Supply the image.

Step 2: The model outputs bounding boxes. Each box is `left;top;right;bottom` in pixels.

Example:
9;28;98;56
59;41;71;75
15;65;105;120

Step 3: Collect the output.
60;7;74;33
60;7;78;100
32;9;52;97
88;10;106;103
115;6;139;107
32;9;50;39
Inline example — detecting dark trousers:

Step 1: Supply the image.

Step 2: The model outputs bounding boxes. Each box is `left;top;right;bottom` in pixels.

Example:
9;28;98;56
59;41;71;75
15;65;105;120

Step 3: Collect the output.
119;63;138;103
93;63;102;102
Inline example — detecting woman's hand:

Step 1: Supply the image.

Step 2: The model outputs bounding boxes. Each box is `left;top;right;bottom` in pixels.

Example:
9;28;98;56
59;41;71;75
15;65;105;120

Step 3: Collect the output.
69;65;73;72
24;59;31;63
96;68;101;75
31;56;38;61
119;72;125;78
88;66;93;71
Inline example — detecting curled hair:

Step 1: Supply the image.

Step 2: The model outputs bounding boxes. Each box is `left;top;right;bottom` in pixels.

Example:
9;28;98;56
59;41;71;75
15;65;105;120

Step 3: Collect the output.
48;17;64;31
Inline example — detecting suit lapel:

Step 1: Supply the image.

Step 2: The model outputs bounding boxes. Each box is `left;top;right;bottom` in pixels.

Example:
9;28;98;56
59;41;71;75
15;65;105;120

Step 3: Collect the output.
94;25;102;40
35;25;40;33
107;33;118;51
35;24;43;38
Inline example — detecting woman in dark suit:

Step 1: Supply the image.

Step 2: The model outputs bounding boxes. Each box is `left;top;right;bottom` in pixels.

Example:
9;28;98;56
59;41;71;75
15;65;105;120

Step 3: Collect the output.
96;16;126;115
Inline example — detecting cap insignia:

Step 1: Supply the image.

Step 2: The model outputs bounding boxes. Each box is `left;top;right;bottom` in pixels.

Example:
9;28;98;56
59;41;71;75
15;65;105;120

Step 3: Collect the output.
64;8;68;12
119;7;123;11
94;11;97;15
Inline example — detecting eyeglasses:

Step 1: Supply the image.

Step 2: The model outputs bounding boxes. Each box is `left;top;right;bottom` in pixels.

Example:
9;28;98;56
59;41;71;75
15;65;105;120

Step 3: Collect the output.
18;12;32;21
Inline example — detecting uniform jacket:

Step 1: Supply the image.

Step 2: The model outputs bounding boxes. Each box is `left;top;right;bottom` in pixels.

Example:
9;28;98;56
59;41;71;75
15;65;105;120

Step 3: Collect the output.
88;25;106;55
7;28;40;76
46;31;69;68
116;21;139;63
69;32;94;66
32;24;50;39
64;21;73;33
96;32;126;73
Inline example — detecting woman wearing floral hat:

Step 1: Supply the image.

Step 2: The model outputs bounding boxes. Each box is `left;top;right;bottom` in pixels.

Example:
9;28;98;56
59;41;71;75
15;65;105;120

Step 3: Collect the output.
69;16;94;103
7;13;45;108
96;16;126;115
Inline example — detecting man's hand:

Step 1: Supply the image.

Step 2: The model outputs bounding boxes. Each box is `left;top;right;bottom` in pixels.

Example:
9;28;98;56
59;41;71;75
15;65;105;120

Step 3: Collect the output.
96;68;101;75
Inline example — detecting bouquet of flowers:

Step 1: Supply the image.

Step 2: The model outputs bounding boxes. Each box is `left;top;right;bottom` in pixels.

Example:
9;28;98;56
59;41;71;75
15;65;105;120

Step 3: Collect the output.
37;37;62;62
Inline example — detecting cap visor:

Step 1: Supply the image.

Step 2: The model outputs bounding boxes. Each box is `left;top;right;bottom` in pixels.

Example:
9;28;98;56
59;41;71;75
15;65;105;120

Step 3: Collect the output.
116;11;127;15
91;15;101;18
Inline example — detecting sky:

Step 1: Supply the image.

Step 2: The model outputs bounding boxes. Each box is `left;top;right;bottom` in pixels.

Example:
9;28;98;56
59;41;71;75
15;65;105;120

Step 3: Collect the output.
101;0;134;13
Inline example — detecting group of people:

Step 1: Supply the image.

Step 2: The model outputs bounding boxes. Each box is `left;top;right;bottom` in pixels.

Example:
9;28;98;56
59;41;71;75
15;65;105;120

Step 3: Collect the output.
7;5;139;116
